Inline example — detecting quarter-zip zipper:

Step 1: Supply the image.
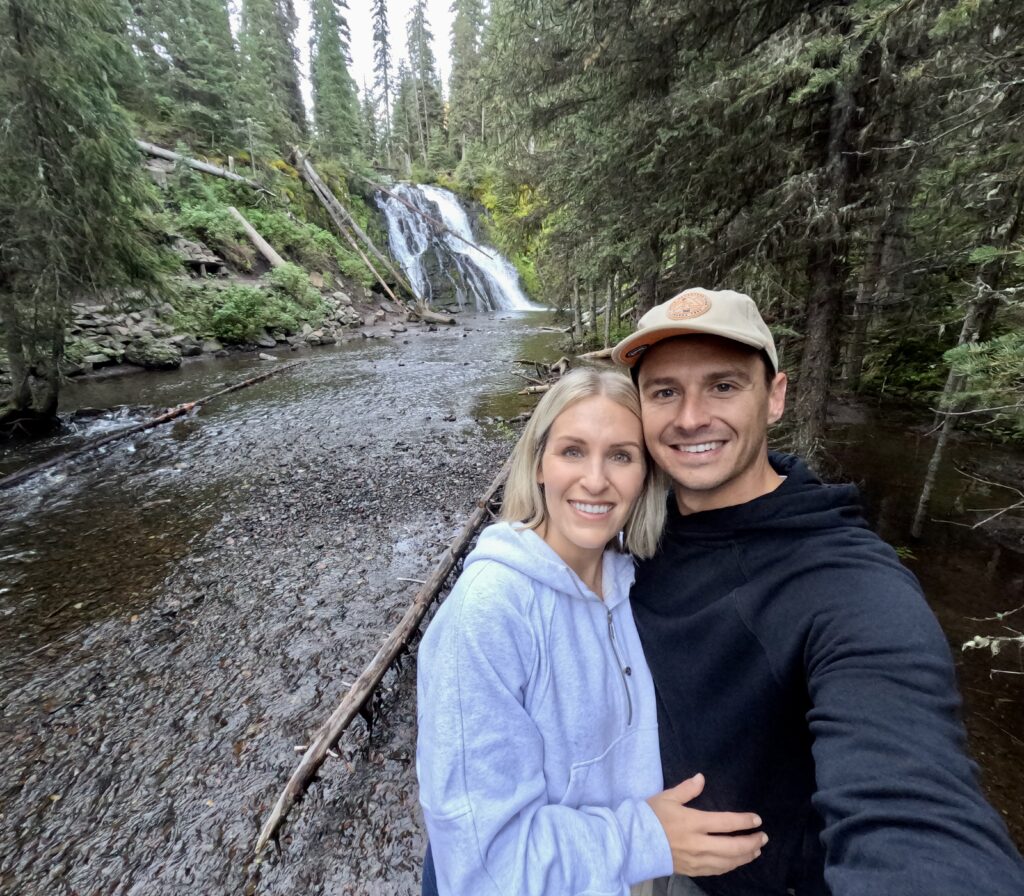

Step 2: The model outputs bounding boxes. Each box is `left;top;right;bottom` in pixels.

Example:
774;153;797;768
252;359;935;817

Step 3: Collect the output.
606;608;633;726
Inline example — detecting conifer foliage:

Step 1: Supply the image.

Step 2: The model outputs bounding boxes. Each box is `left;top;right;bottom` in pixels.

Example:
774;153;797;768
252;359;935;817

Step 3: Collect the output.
0;0;166;434
309;0;361;158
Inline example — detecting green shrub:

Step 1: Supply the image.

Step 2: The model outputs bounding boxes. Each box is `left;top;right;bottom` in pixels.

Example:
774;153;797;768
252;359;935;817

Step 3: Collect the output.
267;262;323;310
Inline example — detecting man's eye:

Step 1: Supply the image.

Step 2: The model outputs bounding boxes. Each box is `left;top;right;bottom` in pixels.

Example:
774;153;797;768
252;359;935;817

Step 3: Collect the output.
653;388;675;399
713;383;735;394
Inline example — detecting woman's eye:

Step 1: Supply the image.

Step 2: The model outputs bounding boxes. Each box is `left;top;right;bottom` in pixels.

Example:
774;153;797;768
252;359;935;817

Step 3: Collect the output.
561;446;583;458
611;451;634;463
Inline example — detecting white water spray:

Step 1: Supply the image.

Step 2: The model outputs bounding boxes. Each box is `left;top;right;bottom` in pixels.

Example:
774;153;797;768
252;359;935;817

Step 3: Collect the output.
377;184;540;312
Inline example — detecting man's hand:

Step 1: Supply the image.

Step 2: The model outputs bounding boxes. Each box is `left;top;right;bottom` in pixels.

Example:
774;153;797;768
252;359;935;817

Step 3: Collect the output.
647;773;767;877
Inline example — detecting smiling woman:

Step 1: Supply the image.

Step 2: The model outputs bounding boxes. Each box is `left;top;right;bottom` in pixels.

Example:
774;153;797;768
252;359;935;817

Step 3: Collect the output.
416;368;767;896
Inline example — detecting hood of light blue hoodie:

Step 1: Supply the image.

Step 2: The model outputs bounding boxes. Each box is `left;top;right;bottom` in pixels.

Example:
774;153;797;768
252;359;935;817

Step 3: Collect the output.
462;522;637;610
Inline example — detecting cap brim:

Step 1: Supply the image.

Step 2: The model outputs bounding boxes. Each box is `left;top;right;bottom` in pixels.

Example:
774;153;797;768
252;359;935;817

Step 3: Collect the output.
612;323;770;368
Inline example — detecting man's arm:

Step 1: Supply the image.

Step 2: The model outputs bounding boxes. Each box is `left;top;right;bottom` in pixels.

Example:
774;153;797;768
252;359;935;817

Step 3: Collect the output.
803;568;1024;895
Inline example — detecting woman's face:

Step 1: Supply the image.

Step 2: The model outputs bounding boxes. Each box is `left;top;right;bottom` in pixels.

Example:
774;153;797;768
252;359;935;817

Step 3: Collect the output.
537;395;646;574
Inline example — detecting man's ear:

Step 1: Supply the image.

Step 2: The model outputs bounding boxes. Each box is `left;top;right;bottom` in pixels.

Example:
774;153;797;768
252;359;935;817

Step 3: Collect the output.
767;372;787;424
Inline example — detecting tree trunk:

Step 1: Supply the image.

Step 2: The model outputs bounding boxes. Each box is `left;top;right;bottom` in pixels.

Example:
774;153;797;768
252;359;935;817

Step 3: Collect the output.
911;297;985;537
842;218;883;391
227;207;286;268
588;282;598;341
793;83;854;461
604;278;614;348
636;235;662;317
135;139;265;192
572;280;583;342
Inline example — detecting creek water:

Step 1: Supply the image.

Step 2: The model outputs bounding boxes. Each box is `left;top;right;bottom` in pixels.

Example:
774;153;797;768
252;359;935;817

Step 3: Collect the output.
0;315;1021;894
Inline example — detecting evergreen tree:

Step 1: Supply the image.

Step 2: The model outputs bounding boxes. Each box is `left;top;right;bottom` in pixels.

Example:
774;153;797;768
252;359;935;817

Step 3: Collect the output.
406;0;444;164
371;0;393;166
238;0;306;152
309;0;360;159
448;0;486;159
0;0;166;435
130;0;239;149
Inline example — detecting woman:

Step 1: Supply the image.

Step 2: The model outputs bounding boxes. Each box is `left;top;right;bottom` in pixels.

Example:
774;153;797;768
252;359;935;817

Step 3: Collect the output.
417;369;764;895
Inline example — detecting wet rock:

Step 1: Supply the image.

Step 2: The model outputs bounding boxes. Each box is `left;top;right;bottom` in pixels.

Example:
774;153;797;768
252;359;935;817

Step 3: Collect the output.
256;331;277;349
82;353;115;368
202;339;223;354
258;353;278;362
124;340;182;370
390;324;407;334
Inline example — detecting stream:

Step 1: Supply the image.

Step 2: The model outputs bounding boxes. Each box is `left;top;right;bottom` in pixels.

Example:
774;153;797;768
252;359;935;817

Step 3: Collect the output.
0;315;1021;894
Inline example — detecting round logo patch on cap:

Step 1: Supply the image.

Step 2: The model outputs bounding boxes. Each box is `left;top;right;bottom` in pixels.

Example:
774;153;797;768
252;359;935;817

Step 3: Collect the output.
666;291;711;320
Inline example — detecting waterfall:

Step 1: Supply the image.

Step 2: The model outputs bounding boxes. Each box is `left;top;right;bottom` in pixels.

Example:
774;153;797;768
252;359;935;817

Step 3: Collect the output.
376;184;540;312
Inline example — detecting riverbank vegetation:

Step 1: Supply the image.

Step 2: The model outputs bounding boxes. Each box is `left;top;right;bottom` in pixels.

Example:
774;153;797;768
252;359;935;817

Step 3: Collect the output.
1;0;1021;459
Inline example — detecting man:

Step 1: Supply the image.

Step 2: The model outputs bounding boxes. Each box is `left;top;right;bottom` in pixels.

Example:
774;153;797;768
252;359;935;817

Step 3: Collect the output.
612;288;1024;896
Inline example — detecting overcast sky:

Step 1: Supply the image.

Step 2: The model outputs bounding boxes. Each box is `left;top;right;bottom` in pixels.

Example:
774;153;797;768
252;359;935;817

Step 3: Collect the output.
294;0;455;102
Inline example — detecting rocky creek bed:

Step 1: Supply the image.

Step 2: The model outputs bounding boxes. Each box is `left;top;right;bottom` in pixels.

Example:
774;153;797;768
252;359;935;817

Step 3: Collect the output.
1;309;1021;895
0;312;556;895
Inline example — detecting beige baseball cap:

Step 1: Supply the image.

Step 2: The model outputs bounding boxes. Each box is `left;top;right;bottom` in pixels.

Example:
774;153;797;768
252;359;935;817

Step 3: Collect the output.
611;287;778;372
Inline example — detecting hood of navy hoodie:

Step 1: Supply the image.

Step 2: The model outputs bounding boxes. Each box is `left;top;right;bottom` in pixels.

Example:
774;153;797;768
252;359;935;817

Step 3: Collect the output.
662;451;870;542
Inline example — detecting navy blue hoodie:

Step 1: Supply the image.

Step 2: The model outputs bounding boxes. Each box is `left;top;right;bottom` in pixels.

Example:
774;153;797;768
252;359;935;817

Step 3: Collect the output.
631;452;1024;896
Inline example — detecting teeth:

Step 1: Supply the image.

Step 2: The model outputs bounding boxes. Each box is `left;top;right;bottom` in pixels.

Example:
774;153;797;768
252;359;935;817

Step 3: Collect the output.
571;501;613;514
681;442;722;454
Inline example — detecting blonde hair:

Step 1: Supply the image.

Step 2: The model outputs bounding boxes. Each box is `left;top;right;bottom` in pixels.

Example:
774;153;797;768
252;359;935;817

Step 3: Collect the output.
501;368;667;558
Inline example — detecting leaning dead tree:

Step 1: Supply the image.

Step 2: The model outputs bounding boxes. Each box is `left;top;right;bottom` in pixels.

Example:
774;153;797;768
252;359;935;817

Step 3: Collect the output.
294;151;454;327
254;457;512;855
228;207;285;269
135;139;267;193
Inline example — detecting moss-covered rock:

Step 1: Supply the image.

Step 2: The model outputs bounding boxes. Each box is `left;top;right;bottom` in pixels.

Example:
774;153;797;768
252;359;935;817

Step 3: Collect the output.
124;339;182;370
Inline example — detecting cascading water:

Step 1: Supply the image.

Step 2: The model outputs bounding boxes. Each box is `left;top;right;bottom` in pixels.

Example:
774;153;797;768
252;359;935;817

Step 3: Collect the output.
376;184;540;312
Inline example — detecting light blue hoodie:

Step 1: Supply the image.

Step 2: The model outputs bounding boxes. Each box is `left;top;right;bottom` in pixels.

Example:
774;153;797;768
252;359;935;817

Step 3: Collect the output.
416;522;673;895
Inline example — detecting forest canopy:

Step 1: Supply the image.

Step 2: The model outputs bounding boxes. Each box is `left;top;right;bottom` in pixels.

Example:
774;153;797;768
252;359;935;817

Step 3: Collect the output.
0;0;1021;453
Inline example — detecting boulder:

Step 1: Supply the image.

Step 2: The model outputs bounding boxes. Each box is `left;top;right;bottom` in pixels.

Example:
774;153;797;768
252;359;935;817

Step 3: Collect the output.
124;340;182;370
255;330;277;349
319;331;337;345
202;339;223;353
82;353;114;367
332;291;353;307
390;323;407;334
258;352;278;362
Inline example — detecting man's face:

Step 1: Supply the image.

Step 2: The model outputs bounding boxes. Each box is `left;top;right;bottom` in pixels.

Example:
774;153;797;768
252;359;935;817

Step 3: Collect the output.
637;336;787;514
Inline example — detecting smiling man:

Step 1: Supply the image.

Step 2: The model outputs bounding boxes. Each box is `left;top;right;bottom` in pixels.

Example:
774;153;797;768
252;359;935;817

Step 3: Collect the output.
612;289;1024;896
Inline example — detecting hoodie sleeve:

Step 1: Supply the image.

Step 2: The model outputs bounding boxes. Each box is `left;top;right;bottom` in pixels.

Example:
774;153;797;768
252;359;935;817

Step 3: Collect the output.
416;565;671;896
800;566;1024;895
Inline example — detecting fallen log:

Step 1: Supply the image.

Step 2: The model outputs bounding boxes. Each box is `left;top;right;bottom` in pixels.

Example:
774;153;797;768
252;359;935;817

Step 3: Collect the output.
294;156;410;313
334;159;495;261
294;151;418;301
518;384;551;395
577;347;614;360
228;207;286;269
254;456;513;856
135;139;267;193
407;306;456;326
0;362;303;491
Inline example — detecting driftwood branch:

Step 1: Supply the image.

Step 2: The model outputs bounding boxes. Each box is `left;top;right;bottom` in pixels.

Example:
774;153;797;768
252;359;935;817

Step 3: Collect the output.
577;347;614;360
135;139;267;193
254;456;512;856
0;363;303;491
228;207;285;268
